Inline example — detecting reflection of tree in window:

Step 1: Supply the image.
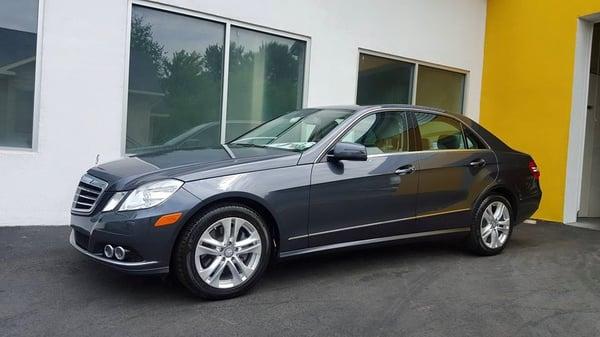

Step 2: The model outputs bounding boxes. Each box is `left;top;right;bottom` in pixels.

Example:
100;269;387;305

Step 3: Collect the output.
126;8;307;151
226;27;306;141
127;10;224;152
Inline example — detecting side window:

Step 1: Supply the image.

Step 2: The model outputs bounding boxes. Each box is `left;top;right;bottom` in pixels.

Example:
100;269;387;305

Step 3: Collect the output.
414;112;465;151
341;111;410;155
464;127;487;149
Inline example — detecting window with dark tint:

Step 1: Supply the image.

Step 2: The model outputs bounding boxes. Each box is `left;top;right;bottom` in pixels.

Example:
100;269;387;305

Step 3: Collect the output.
415;112;465;151
0;0;39;148
126;6;225;153
356;54;414;105
464;127;487;149
341;111;410;155
226;27;306;141
415;65;465;114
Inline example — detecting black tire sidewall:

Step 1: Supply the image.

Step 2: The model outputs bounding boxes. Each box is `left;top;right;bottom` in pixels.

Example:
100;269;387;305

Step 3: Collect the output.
176;205;271;299
469;195;513;255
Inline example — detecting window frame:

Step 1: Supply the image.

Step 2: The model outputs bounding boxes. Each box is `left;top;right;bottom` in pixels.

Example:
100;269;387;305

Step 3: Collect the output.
0;0;45;152
122;1;311;155
461;123;490;150
354;48;469;115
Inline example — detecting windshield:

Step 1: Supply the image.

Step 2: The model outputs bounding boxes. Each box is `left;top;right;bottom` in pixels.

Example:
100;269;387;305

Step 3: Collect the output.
229;109;355;151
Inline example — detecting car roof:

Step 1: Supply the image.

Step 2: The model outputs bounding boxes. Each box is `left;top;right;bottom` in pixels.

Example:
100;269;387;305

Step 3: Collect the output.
310;104;446;114
308;104;513;152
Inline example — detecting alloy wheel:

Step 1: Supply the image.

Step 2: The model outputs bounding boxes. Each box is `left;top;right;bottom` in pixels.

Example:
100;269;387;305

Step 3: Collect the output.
194;217;262;289
480;201;510;249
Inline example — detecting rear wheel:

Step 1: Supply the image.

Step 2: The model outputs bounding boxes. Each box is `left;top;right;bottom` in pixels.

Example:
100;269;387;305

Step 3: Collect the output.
174;205;271;300
467;195;512;255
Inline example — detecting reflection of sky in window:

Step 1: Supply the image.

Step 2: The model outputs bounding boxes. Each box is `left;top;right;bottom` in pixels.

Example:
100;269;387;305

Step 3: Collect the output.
230;27;300;53
134;6;224;58
0;0;38;33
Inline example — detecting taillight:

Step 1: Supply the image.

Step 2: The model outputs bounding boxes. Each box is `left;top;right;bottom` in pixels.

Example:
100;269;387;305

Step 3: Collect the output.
528;160;540;180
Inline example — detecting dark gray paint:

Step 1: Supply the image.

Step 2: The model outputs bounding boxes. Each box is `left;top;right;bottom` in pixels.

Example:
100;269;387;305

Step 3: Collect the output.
183;164;313;252
309;153;420;246
70;104;542;274
416;149;499;231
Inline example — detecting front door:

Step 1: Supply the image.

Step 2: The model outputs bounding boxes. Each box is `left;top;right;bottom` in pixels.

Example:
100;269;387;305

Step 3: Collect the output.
308;111;420;247
412;112;498;231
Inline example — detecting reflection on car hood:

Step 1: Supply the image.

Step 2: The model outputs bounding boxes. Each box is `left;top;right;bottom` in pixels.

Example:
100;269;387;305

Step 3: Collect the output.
88;145;300;191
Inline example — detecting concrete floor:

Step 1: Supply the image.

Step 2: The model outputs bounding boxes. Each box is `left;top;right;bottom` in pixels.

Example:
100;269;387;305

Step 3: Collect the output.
1;222;600;337
571;217;600;231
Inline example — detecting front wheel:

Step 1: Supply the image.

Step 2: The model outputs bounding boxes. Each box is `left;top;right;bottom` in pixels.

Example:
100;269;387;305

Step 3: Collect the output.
173;205;271;300
467;195;513;255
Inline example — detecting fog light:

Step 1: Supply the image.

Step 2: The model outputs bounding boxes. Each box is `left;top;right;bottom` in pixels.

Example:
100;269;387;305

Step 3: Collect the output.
104;245;114;258
114;246;127;261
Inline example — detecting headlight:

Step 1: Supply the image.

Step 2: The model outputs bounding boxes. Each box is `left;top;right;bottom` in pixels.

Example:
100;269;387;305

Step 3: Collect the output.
119;179;183;211
102;191;127;212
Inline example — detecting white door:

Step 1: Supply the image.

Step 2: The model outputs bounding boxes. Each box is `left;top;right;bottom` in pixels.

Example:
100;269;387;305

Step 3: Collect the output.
580;73;600;217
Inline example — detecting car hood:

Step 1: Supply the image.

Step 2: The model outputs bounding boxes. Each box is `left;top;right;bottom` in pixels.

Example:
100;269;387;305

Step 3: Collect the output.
88;145;300;191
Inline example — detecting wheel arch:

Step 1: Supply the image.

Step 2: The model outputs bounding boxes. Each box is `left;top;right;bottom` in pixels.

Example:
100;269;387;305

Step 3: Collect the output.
171;192;281;265
475;184;519;222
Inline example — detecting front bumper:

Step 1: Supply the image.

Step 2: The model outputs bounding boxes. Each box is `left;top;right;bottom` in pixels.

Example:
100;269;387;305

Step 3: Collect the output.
69;187;200;275
69;230;167;274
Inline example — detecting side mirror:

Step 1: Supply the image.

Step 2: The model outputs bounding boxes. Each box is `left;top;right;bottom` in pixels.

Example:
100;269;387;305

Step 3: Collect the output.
327;142;368;161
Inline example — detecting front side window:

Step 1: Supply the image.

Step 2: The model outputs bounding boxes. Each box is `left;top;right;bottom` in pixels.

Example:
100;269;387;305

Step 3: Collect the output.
126;6;225;153
0;0;39;148
341;111;410;155
230;109;353;152
415;112;465;151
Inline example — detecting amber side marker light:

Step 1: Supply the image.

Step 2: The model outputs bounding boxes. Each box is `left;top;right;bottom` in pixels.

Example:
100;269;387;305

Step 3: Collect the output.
154;212;182;227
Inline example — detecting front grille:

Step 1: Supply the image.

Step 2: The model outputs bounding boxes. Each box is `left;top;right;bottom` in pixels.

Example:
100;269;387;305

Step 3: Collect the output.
71;174;108;214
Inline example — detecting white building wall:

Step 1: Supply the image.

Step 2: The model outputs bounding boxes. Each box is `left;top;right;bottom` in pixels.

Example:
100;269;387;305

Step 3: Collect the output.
0;0;487;226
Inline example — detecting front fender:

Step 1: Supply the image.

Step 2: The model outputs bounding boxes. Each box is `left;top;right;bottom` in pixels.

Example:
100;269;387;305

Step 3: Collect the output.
181;165;313;252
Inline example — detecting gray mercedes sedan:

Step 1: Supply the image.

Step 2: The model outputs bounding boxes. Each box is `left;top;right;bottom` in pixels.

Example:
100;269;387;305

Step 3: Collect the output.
69;105;541;299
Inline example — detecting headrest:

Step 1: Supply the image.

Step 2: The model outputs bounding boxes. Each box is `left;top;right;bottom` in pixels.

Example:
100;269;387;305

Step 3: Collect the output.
421;138;431;150
437;134;460;149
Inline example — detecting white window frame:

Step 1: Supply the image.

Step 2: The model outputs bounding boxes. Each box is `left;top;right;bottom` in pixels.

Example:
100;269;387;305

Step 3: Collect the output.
355;48;469;114
564;14;600;224
122;0;311;154
0;0;45;153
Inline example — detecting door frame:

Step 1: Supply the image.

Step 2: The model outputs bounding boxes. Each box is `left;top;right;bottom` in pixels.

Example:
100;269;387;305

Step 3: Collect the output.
564;14;600;223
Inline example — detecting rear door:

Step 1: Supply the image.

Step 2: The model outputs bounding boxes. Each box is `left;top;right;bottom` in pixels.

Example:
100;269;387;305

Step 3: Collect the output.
308;110;420;247
412;112;498;231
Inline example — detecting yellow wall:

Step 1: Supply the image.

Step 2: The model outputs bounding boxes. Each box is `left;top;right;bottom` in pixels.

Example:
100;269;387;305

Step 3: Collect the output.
480;0;600;222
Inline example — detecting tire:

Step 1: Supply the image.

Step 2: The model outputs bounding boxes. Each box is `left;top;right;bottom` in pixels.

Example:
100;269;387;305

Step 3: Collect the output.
467;195;513;256
173;204;271;300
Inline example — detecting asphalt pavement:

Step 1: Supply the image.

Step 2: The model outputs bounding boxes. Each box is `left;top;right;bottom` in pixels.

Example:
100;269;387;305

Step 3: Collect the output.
1;222;600;337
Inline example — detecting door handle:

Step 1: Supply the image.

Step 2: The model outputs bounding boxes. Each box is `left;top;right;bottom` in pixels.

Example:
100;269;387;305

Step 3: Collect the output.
395;165;415;175
469;159;486;167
